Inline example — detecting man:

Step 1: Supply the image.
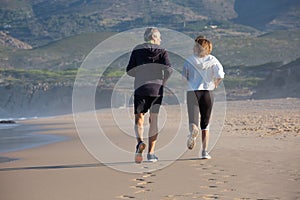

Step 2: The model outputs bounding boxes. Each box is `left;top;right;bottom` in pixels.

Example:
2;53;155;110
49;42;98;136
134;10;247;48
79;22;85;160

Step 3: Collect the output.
126;27;173;163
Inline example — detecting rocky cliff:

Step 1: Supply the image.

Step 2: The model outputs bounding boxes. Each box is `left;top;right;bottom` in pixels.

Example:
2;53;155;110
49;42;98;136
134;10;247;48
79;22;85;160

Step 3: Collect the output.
0;31;32;49
252;58;300;99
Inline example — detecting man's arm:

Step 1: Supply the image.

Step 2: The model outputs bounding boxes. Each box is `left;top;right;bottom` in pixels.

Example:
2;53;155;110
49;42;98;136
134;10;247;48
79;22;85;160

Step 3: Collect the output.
126;50;137;77
162;51;173;85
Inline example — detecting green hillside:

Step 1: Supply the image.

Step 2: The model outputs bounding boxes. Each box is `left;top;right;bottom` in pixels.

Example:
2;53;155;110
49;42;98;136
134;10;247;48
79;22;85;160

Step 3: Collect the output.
2;29;299;69
1;29;299;97
0;0;299;100
5;32;114;70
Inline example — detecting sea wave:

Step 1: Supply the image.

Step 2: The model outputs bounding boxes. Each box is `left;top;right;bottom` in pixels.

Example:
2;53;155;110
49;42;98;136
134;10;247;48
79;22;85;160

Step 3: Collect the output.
0;119;68;153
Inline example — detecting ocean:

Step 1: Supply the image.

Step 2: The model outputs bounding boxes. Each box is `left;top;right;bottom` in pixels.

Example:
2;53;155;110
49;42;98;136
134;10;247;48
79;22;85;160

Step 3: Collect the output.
0;117;67;155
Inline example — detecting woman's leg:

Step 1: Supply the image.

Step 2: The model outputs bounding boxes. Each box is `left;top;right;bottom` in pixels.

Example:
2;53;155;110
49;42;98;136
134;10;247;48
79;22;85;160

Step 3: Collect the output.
186;91;200;149
199;91;214;153
187;91;200;128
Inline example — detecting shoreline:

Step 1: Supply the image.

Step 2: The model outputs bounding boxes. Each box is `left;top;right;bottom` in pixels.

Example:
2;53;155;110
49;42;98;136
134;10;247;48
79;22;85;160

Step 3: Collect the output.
0;119;69;162
1;97;299;159
1;96;299;123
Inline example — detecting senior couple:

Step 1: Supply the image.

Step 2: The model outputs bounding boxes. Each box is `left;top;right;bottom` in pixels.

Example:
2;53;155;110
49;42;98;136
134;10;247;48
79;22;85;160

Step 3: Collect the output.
126;27;225;163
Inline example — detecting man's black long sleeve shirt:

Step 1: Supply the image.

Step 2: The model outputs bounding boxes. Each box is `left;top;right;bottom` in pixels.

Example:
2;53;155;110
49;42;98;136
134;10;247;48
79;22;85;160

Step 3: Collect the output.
126;43;173;96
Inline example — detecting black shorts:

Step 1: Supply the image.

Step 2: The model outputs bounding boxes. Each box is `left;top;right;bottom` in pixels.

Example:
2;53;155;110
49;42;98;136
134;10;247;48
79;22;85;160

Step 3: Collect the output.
134;95;163;114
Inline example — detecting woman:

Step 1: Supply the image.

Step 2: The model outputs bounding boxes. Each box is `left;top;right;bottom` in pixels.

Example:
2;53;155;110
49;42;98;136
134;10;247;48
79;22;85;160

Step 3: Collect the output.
182;36;225;159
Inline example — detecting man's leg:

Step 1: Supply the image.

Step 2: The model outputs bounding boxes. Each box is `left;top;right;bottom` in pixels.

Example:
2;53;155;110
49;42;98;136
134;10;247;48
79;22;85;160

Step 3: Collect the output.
135;113;145;143
134;113;146;163
148;112;158;154
147;96;162;162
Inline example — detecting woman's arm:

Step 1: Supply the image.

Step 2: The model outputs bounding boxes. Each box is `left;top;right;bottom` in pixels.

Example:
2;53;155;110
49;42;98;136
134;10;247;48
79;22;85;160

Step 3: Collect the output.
214;78;223;89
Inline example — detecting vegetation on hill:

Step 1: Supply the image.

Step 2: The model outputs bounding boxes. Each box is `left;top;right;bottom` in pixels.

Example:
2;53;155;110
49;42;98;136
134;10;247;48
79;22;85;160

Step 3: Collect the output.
0;0;299;101
0;29;299;95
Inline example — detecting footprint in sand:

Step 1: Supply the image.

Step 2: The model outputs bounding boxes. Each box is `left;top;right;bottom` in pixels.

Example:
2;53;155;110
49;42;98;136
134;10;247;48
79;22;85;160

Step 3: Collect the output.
200;185;218;189
117;172;156;198
163;164;237;199
191;163;238;197
163;193;221;199
117;194;135;199
202;194;220;199
132;175;154;194
142;171;156;178
134;172;156;193
117;172;156;199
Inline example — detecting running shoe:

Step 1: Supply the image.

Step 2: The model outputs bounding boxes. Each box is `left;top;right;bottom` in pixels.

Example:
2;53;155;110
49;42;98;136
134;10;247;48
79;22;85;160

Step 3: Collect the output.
201;150;212;159
135;141;146;164
147;153;158;162
187;128;199;150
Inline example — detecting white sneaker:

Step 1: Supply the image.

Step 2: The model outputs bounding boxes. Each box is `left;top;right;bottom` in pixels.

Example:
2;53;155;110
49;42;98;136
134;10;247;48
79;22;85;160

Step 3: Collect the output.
201;151;212;159
187;128;199;150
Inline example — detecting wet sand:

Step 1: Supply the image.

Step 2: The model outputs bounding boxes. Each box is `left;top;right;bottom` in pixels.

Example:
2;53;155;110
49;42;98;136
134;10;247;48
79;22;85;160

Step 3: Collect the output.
0;98;299;199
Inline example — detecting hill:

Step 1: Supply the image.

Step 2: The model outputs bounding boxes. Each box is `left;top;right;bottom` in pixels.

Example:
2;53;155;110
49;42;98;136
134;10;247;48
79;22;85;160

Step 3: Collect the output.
1;29;299;70
233;0;300;30
252;58;300;99
1;0;299;46
0;0;300;117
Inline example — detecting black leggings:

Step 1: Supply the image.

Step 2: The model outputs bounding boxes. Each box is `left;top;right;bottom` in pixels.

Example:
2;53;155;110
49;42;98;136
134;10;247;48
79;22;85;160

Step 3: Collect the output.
187;90;214;130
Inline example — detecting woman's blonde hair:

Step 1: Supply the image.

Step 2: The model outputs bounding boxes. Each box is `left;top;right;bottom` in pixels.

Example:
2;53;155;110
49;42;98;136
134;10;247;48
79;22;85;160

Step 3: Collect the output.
194;36;212;57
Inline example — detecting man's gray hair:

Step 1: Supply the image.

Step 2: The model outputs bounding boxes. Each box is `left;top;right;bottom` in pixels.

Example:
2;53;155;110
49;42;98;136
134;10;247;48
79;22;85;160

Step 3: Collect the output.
144;27;159;42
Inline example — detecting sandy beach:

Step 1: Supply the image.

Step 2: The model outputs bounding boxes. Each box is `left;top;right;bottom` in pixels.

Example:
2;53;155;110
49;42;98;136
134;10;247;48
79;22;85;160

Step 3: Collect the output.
0;98;299;200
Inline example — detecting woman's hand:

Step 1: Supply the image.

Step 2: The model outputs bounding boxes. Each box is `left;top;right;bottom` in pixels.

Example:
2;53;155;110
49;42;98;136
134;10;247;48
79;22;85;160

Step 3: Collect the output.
214;78;223;89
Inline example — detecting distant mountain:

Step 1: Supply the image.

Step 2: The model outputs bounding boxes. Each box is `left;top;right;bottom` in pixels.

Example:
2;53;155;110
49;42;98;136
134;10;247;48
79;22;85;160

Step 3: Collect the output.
252;58;300;99
233;0;300;30
1;0;300;118
1;0;299;46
